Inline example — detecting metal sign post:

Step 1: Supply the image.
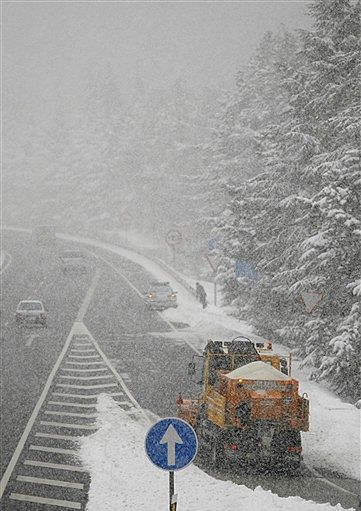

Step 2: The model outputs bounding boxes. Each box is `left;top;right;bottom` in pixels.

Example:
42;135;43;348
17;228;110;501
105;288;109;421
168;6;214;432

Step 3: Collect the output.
166;230;183;265
170;490;178;511
204;254;218;306
145;417;198;511
169;471;175;511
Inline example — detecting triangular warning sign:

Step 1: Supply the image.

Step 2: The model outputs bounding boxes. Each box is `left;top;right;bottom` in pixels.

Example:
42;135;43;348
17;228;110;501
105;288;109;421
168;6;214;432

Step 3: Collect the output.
301;291;322;313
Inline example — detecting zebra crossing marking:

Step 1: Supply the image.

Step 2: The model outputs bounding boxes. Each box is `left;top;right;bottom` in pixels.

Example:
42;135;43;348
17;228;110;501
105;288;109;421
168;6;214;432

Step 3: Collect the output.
16;475;84;490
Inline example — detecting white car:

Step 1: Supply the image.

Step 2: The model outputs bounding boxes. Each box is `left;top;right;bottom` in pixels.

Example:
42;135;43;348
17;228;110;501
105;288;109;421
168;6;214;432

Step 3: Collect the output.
15;300;47;326
144;282;178;310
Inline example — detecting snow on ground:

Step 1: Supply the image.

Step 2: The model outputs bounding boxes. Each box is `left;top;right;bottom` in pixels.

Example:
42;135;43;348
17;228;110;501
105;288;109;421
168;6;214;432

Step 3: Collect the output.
80;395;352;511
287;351;360;481
57;231;360;482
102;228;160;252
161;298;256;354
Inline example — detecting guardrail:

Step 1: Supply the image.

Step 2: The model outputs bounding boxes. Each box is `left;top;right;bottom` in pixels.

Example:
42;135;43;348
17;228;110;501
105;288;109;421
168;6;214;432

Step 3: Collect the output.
152;257;197;297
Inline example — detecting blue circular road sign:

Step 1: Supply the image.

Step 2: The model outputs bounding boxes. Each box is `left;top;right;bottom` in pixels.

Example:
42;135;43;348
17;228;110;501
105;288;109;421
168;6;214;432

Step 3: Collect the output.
145;417;198;471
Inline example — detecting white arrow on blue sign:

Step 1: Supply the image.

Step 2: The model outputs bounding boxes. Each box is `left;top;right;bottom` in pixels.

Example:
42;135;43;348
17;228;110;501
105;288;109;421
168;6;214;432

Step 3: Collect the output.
145;418;198;471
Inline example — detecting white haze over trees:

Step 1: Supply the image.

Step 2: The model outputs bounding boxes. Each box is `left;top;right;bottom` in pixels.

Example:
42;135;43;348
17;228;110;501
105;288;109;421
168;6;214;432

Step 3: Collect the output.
4;77;218;256
3;0;360;399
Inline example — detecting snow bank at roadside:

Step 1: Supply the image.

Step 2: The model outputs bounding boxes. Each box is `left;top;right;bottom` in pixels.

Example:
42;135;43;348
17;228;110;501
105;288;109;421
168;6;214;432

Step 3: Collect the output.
80;395;353;511
263;342;361;482
285;347;361;481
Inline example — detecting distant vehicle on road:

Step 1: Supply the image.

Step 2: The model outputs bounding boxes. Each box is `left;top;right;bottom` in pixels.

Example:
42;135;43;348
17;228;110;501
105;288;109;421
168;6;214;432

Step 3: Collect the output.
15;300;47;326
33;225;56;248
144;281;178;311
59;250;88;274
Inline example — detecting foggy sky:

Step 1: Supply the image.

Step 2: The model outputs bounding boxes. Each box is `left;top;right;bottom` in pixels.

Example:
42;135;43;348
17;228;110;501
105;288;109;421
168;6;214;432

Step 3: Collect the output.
4;1;311;116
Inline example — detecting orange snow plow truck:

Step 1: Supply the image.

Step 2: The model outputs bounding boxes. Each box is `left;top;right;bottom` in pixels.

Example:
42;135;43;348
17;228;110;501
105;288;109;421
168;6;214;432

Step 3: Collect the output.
178;337;309;471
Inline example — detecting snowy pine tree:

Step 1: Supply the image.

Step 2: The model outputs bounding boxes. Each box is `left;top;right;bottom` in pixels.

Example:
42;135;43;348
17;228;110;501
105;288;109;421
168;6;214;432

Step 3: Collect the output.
289;0;361;397
213;0;360;399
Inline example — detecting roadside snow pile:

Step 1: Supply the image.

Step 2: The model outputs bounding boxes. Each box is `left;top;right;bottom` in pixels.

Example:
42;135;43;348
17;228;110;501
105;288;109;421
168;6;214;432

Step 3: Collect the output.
226;361;291;381
80;395;352;511
287;349;361;482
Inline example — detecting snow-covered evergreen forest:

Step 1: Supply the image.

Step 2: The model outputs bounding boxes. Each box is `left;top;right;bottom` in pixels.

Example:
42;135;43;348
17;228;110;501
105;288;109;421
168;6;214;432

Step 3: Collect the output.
3;0;360;398
214;0;360;399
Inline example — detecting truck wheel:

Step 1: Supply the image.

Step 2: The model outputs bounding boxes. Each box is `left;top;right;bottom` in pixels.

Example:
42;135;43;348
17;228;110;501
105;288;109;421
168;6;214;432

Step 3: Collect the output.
196;435;209;463
287;456;301;474
272;429;302;474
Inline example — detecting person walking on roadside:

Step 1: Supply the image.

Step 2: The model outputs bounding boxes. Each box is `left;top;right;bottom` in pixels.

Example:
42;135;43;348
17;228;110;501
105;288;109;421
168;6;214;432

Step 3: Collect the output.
195;282;207;309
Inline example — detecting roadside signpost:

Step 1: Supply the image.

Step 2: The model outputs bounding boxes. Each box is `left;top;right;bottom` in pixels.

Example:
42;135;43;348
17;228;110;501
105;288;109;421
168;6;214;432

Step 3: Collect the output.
204;252;219;306
145;417;198;511
166;230;183;264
